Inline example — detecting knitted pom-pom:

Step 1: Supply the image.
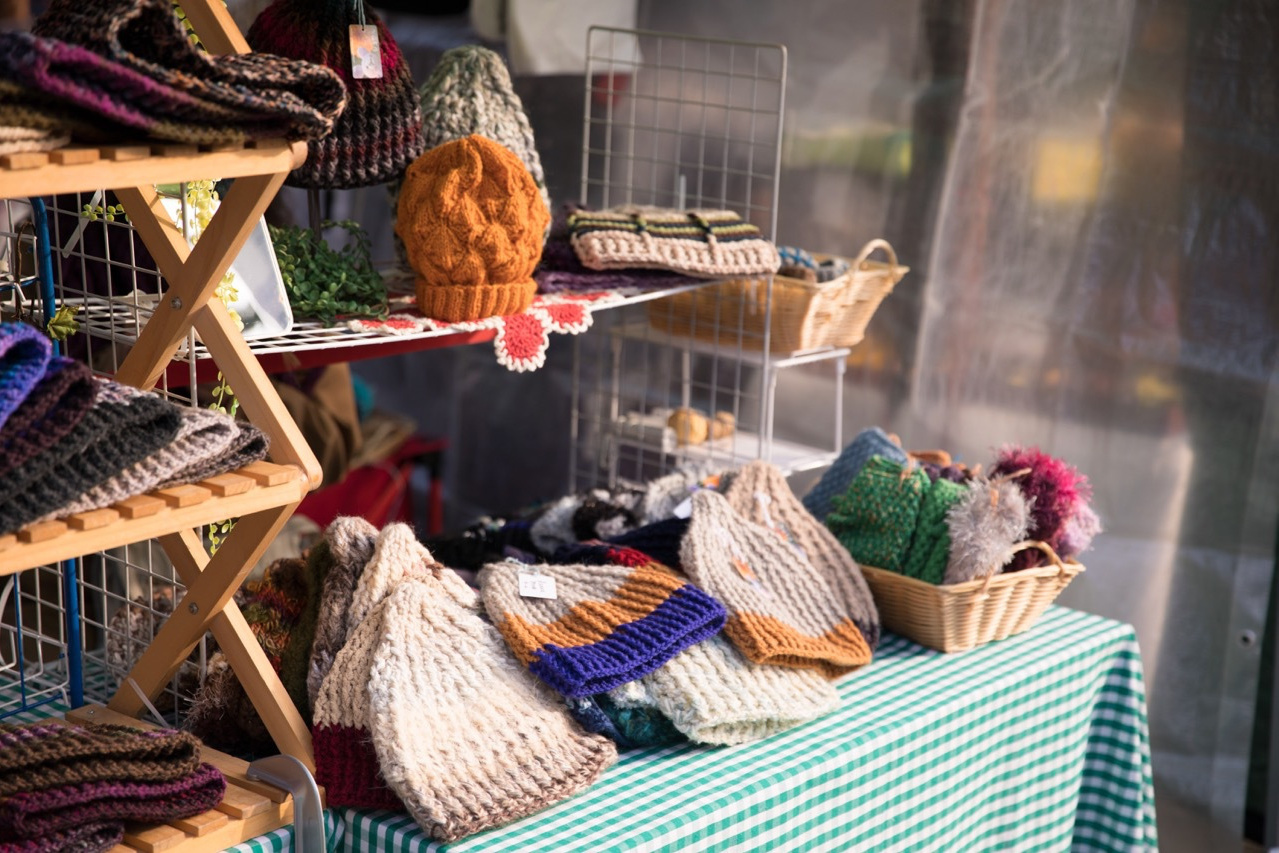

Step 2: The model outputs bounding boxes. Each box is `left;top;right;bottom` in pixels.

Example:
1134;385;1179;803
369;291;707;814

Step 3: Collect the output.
990;445;1090;570
1058;502;1102;558
943;479;1031;585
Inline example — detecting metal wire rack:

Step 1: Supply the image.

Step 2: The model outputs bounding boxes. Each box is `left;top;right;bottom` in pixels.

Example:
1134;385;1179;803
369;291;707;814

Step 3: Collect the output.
570;27;846;491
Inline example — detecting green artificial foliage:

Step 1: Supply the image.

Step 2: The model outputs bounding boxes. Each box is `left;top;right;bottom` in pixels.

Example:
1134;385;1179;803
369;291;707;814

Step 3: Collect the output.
270;220;390;326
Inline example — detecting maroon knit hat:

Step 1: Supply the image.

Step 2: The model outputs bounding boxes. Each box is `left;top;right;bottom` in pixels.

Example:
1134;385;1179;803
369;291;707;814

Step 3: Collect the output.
249;0;424;188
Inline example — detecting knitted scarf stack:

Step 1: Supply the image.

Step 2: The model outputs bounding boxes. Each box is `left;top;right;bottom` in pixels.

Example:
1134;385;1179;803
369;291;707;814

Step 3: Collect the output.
0;324;51;431
802;426;908;521
0;358;96;481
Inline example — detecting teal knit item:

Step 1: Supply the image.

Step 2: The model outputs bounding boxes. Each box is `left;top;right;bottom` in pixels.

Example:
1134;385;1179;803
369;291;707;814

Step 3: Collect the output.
824;457;928;572
900;478;966;584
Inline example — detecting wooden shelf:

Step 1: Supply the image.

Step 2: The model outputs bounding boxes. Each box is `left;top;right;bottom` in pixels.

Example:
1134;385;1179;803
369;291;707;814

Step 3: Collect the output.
0;462;306;576
0;139;306;200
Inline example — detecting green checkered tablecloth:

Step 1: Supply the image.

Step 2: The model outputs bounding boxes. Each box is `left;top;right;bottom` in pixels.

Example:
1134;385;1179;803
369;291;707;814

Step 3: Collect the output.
234;605;1153;853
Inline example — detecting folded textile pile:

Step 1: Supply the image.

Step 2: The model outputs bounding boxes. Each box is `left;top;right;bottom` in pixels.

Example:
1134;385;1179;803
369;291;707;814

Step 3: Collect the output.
0;721;224;853
0;0;346;148
0;321;270;536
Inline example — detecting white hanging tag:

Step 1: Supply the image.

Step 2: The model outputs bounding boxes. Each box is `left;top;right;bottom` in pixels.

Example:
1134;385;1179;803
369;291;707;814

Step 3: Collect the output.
519;568;557;600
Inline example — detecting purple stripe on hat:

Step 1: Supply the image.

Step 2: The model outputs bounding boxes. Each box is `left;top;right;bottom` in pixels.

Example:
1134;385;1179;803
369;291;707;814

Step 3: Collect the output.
0;324;51;434
528;585;726;698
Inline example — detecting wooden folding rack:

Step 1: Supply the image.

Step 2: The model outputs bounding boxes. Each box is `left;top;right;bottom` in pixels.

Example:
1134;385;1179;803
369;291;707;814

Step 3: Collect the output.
0;1;325;847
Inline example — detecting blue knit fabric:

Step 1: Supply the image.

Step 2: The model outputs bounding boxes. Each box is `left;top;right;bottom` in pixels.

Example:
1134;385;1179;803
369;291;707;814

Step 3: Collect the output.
608;517;689;570
0;324;51;433
565;695;685;749
802;427;908;521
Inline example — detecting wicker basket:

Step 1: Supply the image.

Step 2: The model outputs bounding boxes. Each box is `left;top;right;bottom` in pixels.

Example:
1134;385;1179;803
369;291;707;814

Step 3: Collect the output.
860;541;1083;653
647;238;908;354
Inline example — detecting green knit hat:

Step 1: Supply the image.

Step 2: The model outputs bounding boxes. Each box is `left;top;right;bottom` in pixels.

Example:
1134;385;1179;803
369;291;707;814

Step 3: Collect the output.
899;477;966;584
824;456;928;573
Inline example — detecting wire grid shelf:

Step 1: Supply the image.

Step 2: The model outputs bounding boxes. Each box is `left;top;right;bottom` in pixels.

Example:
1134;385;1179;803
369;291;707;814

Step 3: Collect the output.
570;27;833;491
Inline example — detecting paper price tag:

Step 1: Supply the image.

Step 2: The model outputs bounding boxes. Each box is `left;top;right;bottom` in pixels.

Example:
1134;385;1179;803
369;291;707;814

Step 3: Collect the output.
349;25;382;79
519;571;558;600
673;497;693;519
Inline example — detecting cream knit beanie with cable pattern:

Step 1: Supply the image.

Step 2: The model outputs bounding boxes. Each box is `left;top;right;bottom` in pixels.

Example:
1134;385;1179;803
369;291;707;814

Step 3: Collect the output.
721;461;881;650
681;489;872;678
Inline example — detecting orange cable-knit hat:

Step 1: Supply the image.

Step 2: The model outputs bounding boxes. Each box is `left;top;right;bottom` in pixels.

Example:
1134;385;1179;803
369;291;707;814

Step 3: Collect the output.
395;134;549;322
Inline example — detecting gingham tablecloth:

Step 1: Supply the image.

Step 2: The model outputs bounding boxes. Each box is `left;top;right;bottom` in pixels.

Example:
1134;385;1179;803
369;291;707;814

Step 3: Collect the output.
237;605;1155;852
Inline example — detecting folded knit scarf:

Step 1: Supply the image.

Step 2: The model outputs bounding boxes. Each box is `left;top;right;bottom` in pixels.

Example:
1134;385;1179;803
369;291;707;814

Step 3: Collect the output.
0;722;200;796
0;358;95;481
0;324;50;431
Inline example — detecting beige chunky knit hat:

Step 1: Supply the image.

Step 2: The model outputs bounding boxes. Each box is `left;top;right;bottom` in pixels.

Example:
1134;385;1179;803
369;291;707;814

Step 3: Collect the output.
681;490;872;677
608;633;839;745
721;461;881;649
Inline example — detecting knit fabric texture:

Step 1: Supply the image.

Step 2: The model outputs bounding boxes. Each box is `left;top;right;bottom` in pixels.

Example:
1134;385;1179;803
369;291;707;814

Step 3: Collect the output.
536;209;702;293
0;821;122;852
248;0;423;188
608;517;691;571
157;420;268;488
944;479;1031;585
569;207;781;279
802;427;908;521
0;125;68;155
32;0;347;142
478;560;726;697
396;135;550;322
572;494;639;542
306;516;379;710
0;358;94;483
565;694;685;750
0;77;114;144
0;324;51;433
824;456;929;574
0;762;224;840
721;461;881;651
529;493;586;556
41;405;239;521
0;380;181;535
681;490;872;677
638;464;722;524
0;722;200;797
898;477;967;584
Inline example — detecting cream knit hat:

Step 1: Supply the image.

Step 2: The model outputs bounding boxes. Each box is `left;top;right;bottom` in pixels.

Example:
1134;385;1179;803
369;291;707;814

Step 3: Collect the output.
721;461;881;649
608;633;839;745
681;490;872;678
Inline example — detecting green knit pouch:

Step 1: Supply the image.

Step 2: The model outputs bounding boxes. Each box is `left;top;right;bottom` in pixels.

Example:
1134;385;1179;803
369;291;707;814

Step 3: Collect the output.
824;456;928;572
900;477;966;584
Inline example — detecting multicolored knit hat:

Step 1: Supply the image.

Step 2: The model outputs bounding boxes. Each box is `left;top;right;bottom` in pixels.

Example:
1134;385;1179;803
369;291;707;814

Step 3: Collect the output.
0;762;224;840
0;722;201;796
0;359;97;473
33;0;347;141
569;207;781;279
944;478;1031;585
721;461;881;650
802;426;908;520
0;323;51;432
681;489;871;677
248;0;423;188
0;821;122;852
824;456;929;574
158;420;268;489
477;559;726;697
397;135;550;322
0;381;181;535
40;406;240;521
899;477;967;585
306;516;379;711
366;560;617;841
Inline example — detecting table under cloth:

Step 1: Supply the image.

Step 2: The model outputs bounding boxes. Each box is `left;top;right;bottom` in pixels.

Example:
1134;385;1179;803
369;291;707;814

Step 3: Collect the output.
231;605;1155;852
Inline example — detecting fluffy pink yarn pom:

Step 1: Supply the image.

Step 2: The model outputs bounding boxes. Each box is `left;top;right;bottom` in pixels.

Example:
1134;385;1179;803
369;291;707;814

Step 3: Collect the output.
991;445;1092;569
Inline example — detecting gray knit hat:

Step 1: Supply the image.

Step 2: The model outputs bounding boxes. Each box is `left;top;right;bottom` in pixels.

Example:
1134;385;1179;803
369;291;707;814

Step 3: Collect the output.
607;633;840;745
306;516;379;709
681;489;872;677
721;461;881;649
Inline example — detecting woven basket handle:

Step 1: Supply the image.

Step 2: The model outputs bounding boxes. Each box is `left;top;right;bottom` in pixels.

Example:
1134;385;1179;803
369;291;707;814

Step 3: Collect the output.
972;540;1067;603
852;238;899;271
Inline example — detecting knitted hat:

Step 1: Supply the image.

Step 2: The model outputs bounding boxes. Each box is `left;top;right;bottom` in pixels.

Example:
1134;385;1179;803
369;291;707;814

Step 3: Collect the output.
477;559;726;697
572;495;639;542
0;359;95;482
608;517;690;571
569;208;781;279
0;381;181;535
33;0;347;141
0;324;51;432
0;763;224;840
40;406;240;521
0;125;69;155
0;821;122;852
803;427;908;520
608;633;840;745
305;516;379;712
0;722;200;796
721;461;881;650
366;567;617;841
157;420;269;488
944;478;1031;585
396;135;550;322
248;0;423;188
824;456;929;574
565;693;685;750
638;464;722;524
681;490;871;677
899;477;967;584
529;494;586;556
